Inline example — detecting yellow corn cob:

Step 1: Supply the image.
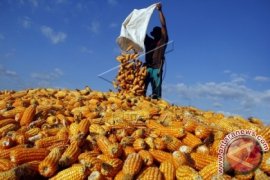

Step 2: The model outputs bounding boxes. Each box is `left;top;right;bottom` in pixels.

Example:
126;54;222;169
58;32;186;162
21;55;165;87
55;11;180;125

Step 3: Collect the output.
114;170;124;180
88;170;105;180
183;120;197;132
235;172;254;180
254;168;269;180
20;105;36;126
14;133;27;145
176;165;201;180
144;136;155;149
209;139;221;156
2;106;25;118
122;153;143;178
69;122;79;136
0;144;27;159
115;129;128;141
133;138;146;151
101;158;123;177
46;116;59;125
138;167;163;180
260;152;270;174
162;135;182;152
146;120;164;129
78;152;102;171
154;127;186;138
172;151;187;168
159;161;175;180
131;128;145;139
0;118;16;128
89;124;106;135
196;144;210;154
10;147;49;165
78;118;90;136
182;132;202;148
199;161;218;180
0;123;19;138
258;126;270;143
138;150;154;166
120;136;135;147
35;135;68;148
149;149;173;163
25;127;40;138
195;125;211;139
190;152;217;170
154;137;166;150
59;141;81;167
0;158;15;171
0;168;17;179
50;164;86;180
123;146;136;157
0;100;6;110
116;55;125;63
38;147;64;177
96;135;122;158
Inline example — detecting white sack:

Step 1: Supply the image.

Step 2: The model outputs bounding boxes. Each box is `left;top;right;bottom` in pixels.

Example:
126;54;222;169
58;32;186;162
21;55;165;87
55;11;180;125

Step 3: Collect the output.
116;3;157;52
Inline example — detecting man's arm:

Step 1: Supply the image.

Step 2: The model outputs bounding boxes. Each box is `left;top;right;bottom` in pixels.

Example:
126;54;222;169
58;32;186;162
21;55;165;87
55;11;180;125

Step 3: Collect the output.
156;3;168;42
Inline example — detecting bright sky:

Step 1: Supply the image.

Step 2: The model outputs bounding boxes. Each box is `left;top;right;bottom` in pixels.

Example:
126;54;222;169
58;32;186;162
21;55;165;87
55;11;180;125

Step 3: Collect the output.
0;0;269;124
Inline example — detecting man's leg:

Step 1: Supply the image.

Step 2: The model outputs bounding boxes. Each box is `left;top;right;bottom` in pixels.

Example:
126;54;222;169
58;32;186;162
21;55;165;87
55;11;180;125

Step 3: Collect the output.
144;68;152;96
152;68;162;99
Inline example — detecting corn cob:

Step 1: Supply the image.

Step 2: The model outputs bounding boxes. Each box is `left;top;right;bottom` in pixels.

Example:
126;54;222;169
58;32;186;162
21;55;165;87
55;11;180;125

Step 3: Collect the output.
0;144;27;159
195;125;211;139
136;152;152;169
260;152;270;174
254;168;269;180
176;165;201;180
190;152;217;170
78;152;102;171
172;151;187;168
234;172;254;180
258;126;270;143
20;105;36;126
153;127;185;138
10;147;49;165
199;161;218;180
182;132;202;148
59;141;81;167
88;170;105;180
114;170;124;180
50;164;86;180
149;149;173;163
122;153;143;178
138;167;163;180
96;135;122;158
131;128;145;139
154;137;166;150
38;147;64;177
183;119;197;132
0;158;15;171
123;146;136;158
35;135;68;148
196;144;210;154
25;127;40;138
120;136;135;147
2;106;25;118
159;161;175;180
162;135;182;152
144;136;155;149
78;118;90;136
101;158;123;177
108;133;118;143
89;124;106;135
133;138;146;151
0;118;16;128
0;123;19;138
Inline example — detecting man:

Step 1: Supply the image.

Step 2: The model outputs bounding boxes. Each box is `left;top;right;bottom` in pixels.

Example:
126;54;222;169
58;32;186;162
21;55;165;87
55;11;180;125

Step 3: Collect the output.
144;3;168;99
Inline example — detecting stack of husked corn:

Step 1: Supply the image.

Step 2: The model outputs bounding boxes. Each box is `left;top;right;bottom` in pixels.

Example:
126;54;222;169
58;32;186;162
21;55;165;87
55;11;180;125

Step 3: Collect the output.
0;87;269;180
114;45;147;96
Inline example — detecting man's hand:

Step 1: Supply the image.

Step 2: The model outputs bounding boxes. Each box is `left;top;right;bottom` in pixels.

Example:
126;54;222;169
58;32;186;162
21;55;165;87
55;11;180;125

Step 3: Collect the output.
156;3;162;11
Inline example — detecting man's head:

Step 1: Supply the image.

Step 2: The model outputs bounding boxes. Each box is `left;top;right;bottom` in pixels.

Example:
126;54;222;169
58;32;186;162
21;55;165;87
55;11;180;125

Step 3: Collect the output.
150;26;162;40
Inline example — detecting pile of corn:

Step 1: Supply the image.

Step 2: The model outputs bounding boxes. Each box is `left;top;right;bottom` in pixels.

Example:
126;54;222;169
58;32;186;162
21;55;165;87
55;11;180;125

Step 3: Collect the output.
0;87;269;180
114;45;147;96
